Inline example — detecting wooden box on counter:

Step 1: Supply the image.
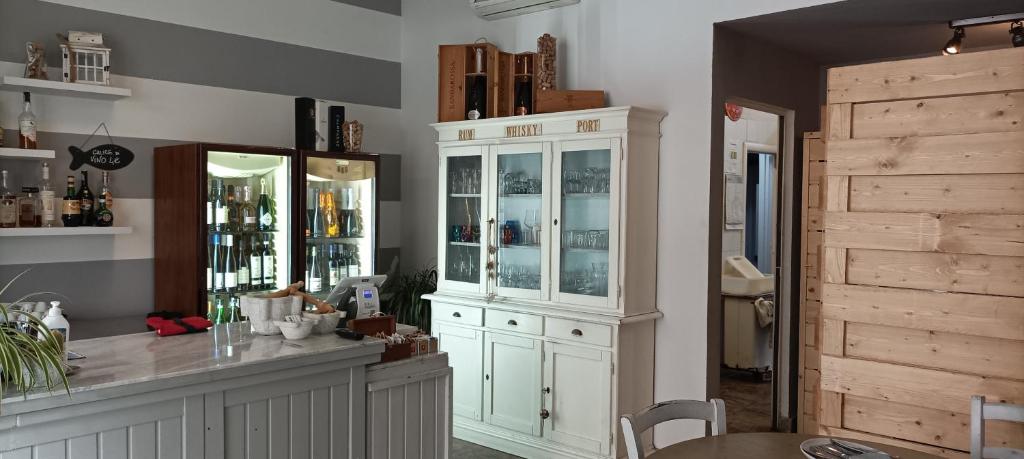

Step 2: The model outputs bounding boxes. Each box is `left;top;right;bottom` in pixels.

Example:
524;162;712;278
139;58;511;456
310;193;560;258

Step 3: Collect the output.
438;43;500;122
535;89;605;114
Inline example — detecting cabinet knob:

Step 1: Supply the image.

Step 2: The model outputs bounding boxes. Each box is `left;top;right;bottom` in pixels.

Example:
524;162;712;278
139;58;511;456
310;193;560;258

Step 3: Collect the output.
553;218;559;226
540;408;550;419
543;387;551;394
507;319;518;326
452;312;461;318
571;328;583;337
485;374;490;381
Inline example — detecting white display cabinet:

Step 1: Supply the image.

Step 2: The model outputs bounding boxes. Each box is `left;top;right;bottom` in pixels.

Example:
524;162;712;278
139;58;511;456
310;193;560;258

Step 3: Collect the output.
426;106;664;459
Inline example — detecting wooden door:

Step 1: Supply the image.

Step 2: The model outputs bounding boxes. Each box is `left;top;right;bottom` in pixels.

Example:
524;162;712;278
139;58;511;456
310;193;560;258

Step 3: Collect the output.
542;342;613;455
818;47;1024;457
798;131;826;433
436;323;485;421
483;332;544;436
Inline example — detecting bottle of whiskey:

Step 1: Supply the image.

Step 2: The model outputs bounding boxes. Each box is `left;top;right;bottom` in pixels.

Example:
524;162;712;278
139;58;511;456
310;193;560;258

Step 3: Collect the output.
61;175;81;227
77;171;95;226
240;185;257;232
18;187;41;227
0;171;17;228
94;196;113;227
18;92;37;149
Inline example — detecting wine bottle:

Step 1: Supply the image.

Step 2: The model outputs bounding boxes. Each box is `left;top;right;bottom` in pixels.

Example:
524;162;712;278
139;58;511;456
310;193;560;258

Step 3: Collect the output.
261;235;275;287
77;171;95;226
94;196;113;227
304;246;311;288
308;245;323;293
206;235;213;291
206;181;214;231
212;234;224;293
311;188;324;237
225;184;239;232
236;235;250;293
223;234;237;293
39;163;55;227
212;179;227;232
257;178;273;231
18;92;37;149
328;244;340;288
249;236;263;290
324;188;339;237
0;171;17;228
240;185;257;232
61;175;81;227
466;48;487;120
346;247;359;278
100;171;113;211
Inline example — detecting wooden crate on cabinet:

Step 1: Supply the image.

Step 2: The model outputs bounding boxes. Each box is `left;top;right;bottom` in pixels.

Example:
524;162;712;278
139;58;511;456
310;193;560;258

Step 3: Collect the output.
438;43;501;122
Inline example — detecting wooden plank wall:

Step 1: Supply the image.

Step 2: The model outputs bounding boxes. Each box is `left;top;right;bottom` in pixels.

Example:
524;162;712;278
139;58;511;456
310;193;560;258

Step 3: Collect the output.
798;130;826;434
817;47;1024;458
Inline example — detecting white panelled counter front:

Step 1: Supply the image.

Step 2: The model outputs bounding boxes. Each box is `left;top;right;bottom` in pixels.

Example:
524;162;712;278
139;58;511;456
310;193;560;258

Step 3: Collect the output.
0;324;451;459
427;106;665;459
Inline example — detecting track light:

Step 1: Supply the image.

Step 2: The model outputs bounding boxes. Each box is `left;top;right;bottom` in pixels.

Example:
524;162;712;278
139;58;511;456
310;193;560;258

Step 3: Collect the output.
1012;21;1024;48
943;27;965;55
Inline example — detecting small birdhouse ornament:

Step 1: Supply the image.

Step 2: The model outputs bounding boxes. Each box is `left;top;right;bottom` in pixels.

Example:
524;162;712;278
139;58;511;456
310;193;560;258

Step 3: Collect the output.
57;32;111;86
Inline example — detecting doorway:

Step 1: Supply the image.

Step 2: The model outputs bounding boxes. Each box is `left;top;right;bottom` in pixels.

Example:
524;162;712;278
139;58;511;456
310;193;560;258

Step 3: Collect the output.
719;104;789;433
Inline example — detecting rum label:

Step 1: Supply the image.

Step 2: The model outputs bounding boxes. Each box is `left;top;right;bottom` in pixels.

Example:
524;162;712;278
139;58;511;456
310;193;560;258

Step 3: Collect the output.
458;129;475;141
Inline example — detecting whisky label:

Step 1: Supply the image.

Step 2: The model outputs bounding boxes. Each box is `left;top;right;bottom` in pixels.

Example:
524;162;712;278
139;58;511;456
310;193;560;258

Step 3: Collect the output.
19;119;37;142
505;124;541;138
62;199;80;215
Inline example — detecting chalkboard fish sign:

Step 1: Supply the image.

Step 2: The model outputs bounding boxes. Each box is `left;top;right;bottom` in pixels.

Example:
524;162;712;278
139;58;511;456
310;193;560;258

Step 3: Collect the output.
68;144;134;171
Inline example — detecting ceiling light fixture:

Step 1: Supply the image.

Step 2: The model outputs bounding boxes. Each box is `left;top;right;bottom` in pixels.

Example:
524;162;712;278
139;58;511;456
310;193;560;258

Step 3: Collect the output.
943;13;1024;55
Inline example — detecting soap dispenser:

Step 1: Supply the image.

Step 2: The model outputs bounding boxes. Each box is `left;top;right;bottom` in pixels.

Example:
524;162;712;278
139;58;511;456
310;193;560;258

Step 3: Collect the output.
41;301;70;363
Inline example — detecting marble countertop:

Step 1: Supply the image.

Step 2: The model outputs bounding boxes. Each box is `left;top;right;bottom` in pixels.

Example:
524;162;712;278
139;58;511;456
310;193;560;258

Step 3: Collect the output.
3;323;385;407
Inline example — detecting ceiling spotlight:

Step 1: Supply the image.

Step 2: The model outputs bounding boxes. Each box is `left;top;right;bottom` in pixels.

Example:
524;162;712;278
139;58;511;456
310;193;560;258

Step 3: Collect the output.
1012;21;1024;47
943;27;965;55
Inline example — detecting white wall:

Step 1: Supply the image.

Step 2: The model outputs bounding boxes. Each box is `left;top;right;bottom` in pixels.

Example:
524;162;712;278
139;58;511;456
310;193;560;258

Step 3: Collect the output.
401;0;835;446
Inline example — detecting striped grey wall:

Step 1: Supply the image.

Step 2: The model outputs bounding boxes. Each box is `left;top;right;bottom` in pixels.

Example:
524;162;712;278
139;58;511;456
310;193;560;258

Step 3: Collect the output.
0;259;153;320
335;0;402;16
0;0;400;108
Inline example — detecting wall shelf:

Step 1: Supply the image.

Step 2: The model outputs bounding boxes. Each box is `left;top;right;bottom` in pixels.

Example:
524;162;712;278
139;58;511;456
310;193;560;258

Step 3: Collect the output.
1;76;131;100
0;148;56;160
0;226;133;237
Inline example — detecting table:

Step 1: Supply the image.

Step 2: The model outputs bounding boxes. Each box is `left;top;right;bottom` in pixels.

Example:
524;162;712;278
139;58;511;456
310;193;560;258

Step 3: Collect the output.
648;433;941;458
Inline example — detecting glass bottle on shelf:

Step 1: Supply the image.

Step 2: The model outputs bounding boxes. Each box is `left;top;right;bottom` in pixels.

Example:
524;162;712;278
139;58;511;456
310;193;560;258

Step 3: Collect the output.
206;235;213;291
257;178;273;231
0;171;17;228
209;296;222;323
77;171;95;226
328;244;341;287
236;235;250;293
206;180;214;231
324;188;339;238
466;47;486;120
18;187;41;227
310;188;324;237
211;233;224;293
214;296;227;324
261;234;276;288
308;245;323;293
227;297;241;323
340;188;359;237
61;175;80;227
225;184;239;232
240;185;257;232
94;196;113;227
18;92;37;149
39;163;55;227
223;235;238;293
249;236;264;290
212;179;226;232
100;171;113;211
346;245;359;278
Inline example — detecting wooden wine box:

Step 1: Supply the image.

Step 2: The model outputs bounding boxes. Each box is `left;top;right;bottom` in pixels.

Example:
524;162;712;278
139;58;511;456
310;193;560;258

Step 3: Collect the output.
437;43;501;122
535;89;605;114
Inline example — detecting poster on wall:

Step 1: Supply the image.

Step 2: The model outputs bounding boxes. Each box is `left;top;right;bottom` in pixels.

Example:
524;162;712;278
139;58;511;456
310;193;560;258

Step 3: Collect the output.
724;140;742;176
725;174;744;230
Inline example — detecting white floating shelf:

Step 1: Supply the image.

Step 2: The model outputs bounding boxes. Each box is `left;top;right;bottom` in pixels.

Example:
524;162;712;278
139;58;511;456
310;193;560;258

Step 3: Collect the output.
0;148;56;160
1;76;131;100
0;226;132;237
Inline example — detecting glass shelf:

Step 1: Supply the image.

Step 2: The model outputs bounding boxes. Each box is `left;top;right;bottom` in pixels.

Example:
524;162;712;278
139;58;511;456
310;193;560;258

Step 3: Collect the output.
558;149;612;299
500;244;540;250
449;241;481;247
449;193;481;198
563;193;609;199
562;247;608;254
499;193;542;198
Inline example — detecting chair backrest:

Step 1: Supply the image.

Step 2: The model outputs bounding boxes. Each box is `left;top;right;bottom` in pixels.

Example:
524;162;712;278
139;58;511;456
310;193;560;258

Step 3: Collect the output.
620;399;727;459
971;395;1024;459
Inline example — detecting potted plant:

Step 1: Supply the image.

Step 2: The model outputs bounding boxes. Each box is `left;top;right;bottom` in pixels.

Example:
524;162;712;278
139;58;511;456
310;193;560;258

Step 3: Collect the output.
0;269;71;407
381;265;438;332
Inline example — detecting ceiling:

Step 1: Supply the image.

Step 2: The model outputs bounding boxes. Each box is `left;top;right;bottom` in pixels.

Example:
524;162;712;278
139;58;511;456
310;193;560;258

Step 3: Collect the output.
720;0;1023;65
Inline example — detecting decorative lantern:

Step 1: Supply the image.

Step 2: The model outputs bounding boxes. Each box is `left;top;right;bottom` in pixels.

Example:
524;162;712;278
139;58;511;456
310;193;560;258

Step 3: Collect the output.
58;32;111;86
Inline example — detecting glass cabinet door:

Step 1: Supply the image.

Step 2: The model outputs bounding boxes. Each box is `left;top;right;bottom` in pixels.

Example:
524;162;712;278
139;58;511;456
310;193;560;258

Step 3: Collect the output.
489;143;550;300
439;146;489;293
552;138;621;308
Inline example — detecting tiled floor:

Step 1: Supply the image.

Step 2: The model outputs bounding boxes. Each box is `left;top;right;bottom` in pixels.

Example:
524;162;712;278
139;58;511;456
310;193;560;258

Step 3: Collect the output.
451;438;523;459
719;368;774;433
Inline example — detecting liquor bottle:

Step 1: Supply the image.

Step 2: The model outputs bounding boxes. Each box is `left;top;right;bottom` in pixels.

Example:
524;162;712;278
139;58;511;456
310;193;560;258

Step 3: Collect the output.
61;175;81;227
328;244;341;288
240;185;257;232
225;184;239;232
308;245;323;293
18;187;41;227
261;235;275;287
212;179;227;232
100;171;113;211
211;234;224;293
0;171;17;228
249;236;263;290
206;235;213;291
39;163;55;227
324;188;339;237
466;48;487;120
77;171;95;226
223;235;237;293
236;235;250;293
257;178;273;231
94;196;113;227
18;92;37;149
310;188;324;237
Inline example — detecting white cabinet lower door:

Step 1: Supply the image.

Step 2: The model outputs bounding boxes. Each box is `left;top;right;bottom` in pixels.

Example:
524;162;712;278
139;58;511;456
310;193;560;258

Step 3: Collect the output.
437;323;484;421
483;332;543;436
543;342;613;455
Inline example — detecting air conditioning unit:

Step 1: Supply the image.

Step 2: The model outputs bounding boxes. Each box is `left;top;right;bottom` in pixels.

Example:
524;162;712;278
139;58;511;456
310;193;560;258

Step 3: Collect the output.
472;0;580;20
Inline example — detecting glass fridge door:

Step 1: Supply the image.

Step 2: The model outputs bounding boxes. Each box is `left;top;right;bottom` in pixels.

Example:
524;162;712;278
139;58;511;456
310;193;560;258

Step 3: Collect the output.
552;138;621;309
438;146;488;294
205;150;292;321
302;155;378;302
490;142;550;300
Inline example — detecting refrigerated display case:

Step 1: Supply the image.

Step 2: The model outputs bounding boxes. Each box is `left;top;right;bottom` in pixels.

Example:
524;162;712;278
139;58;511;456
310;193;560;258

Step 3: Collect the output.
298;152;380;302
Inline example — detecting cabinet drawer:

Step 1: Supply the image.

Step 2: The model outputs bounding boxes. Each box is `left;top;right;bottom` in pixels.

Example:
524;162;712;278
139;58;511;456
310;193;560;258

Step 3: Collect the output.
544;317;612;347
485;310;543;335
433;303;484;327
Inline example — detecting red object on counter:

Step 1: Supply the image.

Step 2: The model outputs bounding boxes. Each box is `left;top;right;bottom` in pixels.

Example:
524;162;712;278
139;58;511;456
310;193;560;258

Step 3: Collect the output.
146;316;213;336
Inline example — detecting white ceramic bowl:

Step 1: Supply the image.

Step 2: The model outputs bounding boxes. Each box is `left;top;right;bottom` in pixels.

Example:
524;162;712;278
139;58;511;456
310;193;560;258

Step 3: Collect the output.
303;311;346;334
274;318;315;340
241;295;302;335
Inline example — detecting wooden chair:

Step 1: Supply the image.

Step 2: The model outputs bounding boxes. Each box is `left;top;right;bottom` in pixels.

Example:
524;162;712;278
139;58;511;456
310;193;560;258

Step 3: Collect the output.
971;395;1024;459
620;399;727;459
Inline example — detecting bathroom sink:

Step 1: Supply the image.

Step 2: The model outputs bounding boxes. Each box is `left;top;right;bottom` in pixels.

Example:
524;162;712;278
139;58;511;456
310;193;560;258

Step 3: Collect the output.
722;274;774;296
